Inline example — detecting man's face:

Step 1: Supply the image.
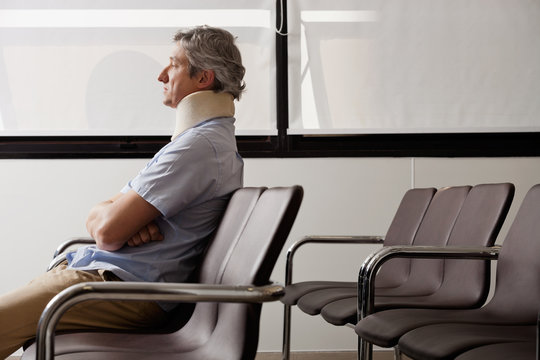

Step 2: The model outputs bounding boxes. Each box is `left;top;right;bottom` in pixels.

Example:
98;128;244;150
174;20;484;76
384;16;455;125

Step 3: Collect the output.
158;42;201;108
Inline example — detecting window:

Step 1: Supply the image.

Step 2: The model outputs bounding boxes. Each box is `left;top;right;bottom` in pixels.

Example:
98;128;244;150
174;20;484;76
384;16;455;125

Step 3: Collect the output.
288;0;540;135
0;0;275;136
0;0;539;158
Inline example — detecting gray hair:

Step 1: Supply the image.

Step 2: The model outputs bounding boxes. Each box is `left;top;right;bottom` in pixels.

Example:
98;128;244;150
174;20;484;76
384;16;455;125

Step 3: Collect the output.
174;26;246;100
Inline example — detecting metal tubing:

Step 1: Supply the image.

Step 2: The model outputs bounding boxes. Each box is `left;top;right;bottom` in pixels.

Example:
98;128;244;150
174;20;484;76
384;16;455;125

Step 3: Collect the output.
47;253;68;271
52;237;96;258
394;346;402;360
282;235;384;360
36;282;284;360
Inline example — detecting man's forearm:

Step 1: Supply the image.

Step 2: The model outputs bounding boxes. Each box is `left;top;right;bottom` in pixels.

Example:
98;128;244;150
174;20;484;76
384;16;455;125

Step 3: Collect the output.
86;198;126;251
86;191;163;251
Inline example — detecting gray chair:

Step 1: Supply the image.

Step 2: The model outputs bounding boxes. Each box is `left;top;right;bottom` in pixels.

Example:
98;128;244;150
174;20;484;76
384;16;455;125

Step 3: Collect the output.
356;184;540;360
354;183;514;359
294;185;475;320
281;187;438;359
284;185;482;359
23;186;304;360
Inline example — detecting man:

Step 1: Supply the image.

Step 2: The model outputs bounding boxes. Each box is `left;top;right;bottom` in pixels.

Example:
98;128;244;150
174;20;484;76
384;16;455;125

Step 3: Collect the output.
0;25;244;358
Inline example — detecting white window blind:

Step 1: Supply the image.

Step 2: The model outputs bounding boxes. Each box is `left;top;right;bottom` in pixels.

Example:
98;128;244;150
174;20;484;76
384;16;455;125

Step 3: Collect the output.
288;0;540;134
0;0;276;136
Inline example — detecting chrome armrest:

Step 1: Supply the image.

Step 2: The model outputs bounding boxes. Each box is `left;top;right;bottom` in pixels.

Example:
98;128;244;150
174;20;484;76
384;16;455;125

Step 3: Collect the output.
357;245;501;319
36;281;284;360
53;237;96;258
285;235;385;285
282;236;383;360
48;238;96;271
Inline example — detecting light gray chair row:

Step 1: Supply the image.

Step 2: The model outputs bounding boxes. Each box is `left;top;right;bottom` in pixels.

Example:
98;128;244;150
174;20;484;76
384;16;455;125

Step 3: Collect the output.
356;184;540;360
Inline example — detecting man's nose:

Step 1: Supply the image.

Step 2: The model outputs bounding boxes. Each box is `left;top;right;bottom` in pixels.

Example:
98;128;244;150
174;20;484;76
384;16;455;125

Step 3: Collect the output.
158;67;169;83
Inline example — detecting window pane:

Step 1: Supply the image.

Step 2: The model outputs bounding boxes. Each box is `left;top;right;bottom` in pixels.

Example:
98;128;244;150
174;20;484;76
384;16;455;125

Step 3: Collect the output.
0;0;276;136
288;0;540;134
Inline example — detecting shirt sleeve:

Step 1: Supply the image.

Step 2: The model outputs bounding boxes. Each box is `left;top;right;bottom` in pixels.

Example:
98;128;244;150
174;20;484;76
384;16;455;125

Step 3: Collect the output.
124;132;220;218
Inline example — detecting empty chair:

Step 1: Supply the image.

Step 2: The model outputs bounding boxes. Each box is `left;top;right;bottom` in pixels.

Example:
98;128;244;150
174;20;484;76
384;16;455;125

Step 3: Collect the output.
354;183;514;359
296;185;475;320
356;184;540;360
284;186;479;358
282;187;437;304
280;187;437;359
23;186;303;360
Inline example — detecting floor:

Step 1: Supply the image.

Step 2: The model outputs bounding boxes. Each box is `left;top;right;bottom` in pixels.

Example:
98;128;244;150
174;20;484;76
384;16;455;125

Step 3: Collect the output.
255;351;412;360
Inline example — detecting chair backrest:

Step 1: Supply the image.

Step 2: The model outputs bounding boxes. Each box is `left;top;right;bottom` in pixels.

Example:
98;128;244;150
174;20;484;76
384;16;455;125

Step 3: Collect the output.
484;184;540;322
198;187;267;284
376;185;472;297
424;183;514;307
168;185;304;359
374;187;436;289
377;183;514;306
161;187;268;331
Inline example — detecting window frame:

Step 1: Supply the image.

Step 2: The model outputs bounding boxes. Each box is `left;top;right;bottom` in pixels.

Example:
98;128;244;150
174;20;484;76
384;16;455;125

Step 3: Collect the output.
1;0;539;159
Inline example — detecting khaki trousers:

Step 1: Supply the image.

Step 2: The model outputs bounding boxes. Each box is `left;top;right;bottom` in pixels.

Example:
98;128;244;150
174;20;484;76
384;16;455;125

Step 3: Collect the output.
0;265;167;359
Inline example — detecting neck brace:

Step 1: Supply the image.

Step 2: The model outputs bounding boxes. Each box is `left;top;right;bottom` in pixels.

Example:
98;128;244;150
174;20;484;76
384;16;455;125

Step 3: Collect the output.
172;90;235;140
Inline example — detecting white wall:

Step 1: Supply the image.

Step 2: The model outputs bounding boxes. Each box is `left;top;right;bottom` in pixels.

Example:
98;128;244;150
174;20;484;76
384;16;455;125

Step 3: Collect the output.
0;157;539;354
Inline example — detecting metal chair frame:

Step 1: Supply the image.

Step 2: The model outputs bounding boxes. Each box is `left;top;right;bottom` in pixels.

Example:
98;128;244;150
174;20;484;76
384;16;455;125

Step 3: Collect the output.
357;244;501;360
282;235;384;360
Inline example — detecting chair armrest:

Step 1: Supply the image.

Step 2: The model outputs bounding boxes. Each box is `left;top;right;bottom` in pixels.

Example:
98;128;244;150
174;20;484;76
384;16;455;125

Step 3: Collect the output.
285;235;385;285
53;237;96;258
36;281;284;360
358;245;501;319
47;238;97;271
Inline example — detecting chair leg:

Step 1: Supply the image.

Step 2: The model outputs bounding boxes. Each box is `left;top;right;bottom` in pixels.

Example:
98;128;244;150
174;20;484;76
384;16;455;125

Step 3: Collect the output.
358;337;373;360
282;304;291;360
394;346;402;360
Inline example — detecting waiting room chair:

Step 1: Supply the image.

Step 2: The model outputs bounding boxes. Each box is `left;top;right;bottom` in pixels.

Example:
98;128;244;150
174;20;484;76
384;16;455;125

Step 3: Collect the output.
282;183;513;360
356;184;540;360
282;185;475;359
23;185;304;360
280;187;437;359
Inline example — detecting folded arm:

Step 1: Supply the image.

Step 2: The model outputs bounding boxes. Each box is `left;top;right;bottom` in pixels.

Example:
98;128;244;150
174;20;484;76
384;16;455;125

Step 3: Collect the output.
86;190;163;251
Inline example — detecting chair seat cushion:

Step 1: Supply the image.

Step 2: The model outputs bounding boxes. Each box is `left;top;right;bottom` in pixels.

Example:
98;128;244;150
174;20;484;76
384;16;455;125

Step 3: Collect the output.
455;341;536;360
297;287;356;315
398;323;536;360
280;281;354;305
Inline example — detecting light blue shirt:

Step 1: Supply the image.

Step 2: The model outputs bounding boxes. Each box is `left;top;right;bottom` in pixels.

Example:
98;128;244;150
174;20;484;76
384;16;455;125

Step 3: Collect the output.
67;118;243;308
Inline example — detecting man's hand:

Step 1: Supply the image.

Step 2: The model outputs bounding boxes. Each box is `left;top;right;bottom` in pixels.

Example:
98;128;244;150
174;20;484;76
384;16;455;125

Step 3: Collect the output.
127;221;164;247
87;190;162;251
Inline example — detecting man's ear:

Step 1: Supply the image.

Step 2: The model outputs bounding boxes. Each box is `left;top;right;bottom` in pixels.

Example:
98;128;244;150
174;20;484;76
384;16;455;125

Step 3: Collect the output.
197;69;215;90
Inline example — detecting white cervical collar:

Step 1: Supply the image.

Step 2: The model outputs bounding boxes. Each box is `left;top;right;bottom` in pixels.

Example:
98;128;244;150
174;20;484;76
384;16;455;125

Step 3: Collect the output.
172;90;235;140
